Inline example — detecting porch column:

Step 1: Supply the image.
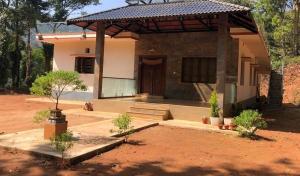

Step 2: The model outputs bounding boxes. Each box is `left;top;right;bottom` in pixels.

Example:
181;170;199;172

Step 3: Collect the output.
93;22;105;99
216;13;229;118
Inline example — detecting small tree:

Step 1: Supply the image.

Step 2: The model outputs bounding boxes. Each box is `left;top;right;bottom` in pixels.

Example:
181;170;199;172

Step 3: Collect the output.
30;71;87;110
233;110;267;138
113;113;133;142
209;91;219;117
50;130;74;167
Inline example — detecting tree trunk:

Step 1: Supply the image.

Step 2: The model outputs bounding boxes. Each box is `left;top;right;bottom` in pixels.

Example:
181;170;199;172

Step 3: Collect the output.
12;0;21;88
293;0;300;56
25;28;32;86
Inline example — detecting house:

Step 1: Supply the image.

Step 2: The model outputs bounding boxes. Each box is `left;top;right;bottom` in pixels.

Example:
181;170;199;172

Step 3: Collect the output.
37;0;270;121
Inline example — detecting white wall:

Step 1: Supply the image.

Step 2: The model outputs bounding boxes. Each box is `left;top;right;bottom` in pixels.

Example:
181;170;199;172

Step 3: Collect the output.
52;38;136;92
237;40;257;103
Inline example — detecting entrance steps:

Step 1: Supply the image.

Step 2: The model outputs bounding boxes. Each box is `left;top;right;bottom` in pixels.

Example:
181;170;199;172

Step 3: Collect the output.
127;103;170;121
92;98;210;121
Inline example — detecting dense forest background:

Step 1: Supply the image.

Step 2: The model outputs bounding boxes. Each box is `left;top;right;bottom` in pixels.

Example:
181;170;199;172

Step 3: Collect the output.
0;0;299;91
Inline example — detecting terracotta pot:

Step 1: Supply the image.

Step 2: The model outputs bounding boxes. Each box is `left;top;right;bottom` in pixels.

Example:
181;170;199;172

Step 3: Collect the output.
218;124;223;130
224;125;230;130
210;117;220;126
202;117;209;124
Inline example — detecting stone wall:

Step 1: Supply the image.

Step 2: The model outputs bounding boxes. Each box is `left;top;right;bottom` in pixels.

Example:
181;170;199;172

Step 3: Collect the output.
135;32;219;101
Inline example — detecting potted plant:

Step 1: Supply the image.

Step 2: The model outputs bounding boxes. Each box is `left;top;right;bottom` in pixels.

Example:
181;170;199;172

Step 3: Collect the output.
31;71;87;139
224;117;234;127
209;91;220;126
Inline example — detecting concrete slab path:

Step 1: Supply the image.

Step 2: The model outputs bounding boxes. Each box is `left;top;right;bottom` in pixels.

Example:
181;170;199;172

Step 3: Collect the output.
0;118;158;164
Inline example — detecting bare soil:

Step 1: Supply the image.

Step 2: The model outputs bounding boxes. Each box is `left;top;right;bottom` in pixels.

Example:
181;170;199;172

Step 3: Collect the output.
283;64;300;105
0;95;101;133
0;95;300;176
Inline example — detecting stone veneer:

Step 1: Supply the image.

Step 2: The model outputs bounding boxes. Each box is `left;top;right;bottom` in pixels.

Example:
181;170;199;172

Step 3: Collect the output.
135;32;231;101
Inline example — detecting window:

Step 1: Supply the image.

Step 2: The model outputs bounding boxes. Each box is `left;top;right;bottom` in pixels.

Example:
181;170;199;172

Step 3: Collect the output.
182;57;216;83
75;57;95;74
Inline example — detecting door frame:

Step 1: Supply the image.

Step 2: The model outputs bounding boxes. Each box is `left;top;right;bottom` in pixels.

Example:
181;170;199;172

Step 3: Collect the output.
138;55;167;97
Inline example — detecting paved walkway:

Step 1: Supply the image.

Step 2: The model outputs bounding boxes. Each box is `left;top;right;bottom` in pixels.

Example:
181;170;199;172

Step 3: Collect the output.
0;118;158;164
160;119;238;135
63;109;120;119
26;97;85;105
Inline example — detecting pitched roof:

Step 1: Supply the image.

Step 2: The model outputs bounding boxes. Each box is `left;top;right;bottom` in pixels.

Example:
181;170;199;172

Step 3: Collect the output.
36;23;92;34
68;0;250;23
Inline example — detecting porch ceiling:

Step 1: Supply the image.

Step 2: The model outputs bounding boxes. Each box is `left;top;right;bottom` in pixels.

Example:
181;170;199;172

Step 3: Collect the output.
67;0;258;36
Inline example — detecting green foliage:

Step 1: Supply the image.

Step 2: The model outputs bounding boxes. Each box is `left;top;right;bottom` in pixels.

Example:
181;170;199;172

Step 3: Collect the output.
222;0;254;8
209;91;219;117
30;71;87;109
50;131;74;165
48;0;101;22
284;56;300;65
233;110;267;138
113;113;133;142
33;110;50;124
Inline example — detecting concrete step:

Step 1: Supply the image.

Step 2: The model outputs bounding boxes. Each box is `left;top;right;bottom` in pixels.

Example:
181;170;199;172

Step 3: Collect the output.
127;112;168;121
133;102;170;111
127;103;171;121
129;107;169;116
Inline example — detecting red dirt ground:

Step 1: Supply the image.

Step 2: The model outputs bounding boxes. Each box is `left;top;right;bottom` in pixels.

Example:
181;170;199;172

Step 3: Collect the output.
0;95;102;133
0;95;300;176
283;64;300;104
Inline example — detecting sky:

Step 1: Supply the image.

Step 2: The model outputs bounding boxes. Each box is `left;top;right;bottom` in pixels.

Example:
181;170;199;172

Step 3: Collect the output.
71;0;127;18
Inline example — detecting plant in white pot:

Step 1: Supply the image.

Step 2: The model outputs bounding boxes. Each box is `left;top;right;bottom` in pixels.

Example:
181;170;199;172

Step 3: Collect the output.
209;91;220;126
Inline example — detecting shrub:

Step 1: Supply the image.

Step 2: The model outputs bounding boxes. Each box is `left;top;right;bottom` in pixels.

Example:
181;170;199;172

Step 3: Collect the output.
33;110;50;124
209;90;219;117
30;71;87;110
233;110;267;138
50;131;74;167
113;113;133;142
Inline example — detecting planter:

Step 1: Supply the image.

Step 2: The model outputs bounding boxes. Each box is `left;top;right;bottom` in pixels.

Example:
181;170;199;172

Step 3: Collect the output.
224;125;230;130
202;117;209;124
224;118;234;126
210;117;220;126
218;124;223;130
50;109;62;118
44;110;68;140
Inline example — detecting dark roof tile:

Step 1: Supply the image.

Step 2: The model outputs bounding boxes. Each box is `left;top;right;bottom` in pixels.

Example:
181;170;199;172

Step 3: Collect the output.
68;0;249;23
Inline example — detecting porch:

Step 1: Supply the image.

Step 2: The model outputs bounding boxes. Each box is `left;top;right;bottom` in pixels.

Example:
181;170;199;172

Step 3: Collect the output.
91;96;210;121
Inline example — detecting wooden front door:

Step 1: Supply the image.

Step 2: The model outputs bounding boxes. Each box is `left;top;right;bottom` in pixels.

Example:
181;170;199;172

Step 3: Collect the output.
140;57;166;96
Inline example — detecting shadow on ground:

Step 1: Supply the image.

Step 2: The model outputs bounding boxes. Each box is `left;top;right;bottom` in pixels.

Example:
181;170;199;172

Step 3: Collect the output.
263;105;300;133
0;156;298;176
